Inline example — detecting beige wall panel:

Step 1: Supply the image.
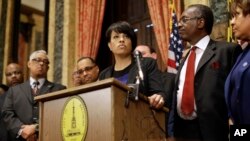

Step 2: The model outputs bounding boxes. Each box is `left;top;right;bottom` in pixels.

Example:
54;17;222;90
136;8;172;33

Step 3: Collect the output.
47;0;56;82
184;0;209;8
62;0;76;87
3;0;14;84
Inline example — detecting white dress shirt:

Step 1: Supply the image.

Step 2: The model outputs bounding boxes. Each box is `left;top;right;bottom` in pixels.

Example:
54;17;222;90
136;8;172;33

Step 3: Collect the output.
177;35;210;120
30;77;45;89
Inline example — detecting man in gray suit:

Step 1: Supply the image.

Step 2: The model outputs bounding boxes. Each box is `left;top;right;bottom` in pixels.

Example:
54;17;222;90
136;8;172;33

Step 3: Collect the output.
2;50;66;141
167;4;241;141
0;63;24;141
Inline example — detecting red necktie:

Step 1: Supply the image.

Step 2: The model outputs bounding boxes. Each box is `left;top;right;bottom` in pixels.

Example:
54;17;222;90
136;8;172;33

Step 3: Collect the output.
181;47;196;116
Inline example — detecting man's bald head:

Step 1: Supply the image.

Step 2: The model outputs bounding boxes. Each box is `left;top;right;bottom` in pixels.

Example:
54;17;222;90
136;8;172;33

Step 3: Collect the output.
5;63;24;86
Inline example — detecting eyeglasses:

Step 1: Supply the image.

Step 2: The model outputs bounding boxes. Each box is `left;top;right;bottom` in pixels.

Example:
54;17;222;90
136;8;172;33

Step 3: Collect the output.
77;65;96;74
31;58;50;65
179;17;202;24
6;71;22;77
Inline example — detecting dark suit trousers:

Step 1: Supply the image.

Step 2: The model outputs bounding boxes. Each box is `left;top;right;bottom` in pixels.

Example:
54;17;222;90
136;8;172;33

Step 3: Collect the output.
174;115;202;140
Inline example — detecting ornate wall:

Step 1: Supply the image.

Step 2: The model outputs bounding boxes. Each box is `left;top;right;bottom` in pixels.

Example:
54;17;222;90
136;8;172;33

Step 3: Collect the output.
0;0;15;84
47;0;76;87
184;0;229;41
210;0;229;41
0;0;231;86
0;0;8;81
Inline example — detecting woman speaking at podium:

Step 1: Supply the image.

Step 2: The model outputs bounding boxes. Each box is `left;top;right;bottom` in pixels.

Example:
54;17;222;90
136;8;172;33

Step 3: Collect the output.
99;21;166;109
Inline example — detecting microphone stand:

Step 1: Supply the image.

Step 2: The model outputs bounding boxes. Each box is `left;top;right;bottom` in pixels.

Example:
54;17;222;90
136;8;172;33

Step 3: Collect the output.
126;76;140;108
125;51;144;108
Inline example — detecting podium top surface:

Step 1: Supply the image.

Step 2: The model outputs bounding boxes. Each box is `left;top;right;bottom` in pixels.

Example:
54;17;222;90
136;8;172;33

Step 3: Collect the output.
35;78;129;102
35;78;169;112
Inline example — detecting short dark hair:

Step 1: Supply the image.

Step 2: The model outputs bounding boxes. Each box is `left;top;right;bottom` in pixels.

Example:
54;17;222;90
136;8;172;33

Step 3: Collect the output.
105;21;137;51
77;57;96;64
231;0;250;16
188;4;214;34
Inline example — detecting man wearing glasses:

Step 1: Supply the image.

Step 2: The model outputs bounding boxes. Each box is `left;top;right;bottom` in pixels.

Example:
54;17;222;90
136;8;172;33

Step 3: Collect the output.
167;4;241;141
75;57;99;85
2;50;66;141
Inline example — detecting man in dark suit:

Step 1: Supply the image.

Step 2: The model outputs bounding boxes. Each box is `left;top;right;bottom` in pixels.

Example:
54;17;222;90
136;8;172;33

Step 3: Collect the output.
135;45;176;137
0;63;24;141
135;45;176;108
167;4;241;141
2;50;66;141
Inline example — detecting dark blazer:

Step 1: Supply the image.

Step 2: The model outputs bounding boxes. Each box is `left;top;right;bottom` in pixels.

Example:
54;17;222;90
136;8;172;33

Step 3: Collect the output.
168;40;241;141
161;72;176;137
2;80;66;141
99;58;166;99
161;72;176;109
225;45;250;124
0;93;8;141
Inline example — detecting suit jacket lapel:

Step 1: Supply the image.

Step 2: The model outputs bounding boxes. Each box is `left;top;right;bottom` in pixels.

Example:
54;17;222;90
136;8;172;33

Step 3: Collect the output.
196;40;215;73
39;80;53;95
225;46;250;106
175;50;189;86
174;40;215;98
20;81;33;103
235;46;250;95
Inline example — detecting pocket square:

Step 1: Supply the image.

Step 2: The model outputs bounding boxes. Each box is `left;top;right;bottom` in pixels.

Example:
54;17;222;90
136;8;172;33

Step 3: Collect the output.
211;61;220;70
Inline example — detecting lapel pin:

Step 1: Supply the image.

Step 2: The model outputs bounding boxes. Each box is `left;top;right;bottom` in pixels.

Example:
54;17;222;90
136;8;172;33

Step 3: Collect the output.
243;62;248;67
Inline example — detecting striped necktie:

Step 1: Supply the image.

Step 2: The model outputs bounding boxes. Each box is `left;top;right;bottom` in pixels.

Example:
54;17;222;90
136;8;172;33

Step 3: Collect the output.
32;81;40;95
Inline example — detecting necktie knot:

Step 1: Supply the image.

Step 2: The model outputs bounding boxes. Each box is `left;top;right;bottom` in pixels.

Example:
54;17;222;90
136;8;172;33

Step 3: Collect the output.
33;81;40;87
191;46;197;52
32;81;40;95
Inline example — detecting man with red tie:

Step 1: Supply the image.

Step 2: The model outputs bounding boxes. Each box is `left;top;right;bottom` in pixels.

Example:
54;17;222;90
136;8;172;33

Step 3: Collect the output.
167;4;241;141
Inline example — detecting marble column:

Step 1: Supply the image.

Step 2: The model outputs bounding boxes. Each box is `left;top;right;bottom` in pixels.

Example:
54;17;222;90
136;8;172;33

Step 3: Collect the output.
0;0;15;84
47;0;76;87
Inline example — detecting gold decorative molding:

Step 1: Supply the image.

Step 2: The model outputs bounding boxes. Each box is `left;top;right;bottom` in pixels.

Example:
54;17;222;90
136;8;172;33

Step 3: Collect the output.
47;0;56;82
62;0;76;87
184;0;209;8
2;0;14;84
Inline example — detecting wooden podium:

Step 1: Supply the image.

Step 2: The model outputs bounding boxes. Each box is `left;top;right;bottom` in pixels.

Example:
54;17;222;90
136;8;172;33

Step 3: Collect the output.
35;78;167;141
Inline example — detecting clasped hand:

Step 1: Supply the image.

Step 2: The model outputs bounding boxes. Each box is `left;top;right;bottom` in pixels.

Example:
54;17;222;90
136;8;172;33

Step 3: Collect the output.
148;94;165;109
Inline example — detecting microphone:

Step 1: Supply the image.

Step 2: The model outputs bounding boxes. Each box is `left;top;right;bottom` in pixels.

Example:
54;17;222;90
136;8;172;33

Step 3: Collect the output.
133;50;144;81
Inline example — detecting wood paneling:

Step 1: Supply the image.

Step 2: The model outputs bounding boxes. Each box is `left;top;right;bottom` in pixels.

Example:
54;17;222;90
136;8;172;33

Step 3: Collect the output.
36;78;166;141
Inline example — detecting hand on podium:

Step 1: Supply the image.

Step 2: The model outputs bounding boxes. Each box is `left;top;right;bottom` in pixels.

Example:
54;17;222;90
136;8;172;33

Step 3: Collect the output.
21;124;37;140
148;94;165;109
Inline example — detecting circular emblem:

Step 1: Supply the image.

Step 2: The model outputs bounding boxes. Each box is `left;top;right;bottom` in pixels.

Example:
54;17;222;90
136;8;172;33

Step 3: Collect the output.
61;96;88;141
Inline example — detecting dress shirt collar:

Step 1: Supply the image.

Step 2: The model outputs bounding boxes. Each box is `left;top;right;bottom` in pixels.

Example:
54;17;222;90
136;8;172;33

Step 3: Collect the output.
192;35;210;50
30;77;45;89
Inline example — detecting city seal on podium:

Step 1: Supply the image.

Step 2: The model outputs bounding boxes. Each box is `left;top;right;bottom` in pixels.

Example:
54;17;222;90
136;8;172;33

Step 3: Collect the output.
61;96;88;141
